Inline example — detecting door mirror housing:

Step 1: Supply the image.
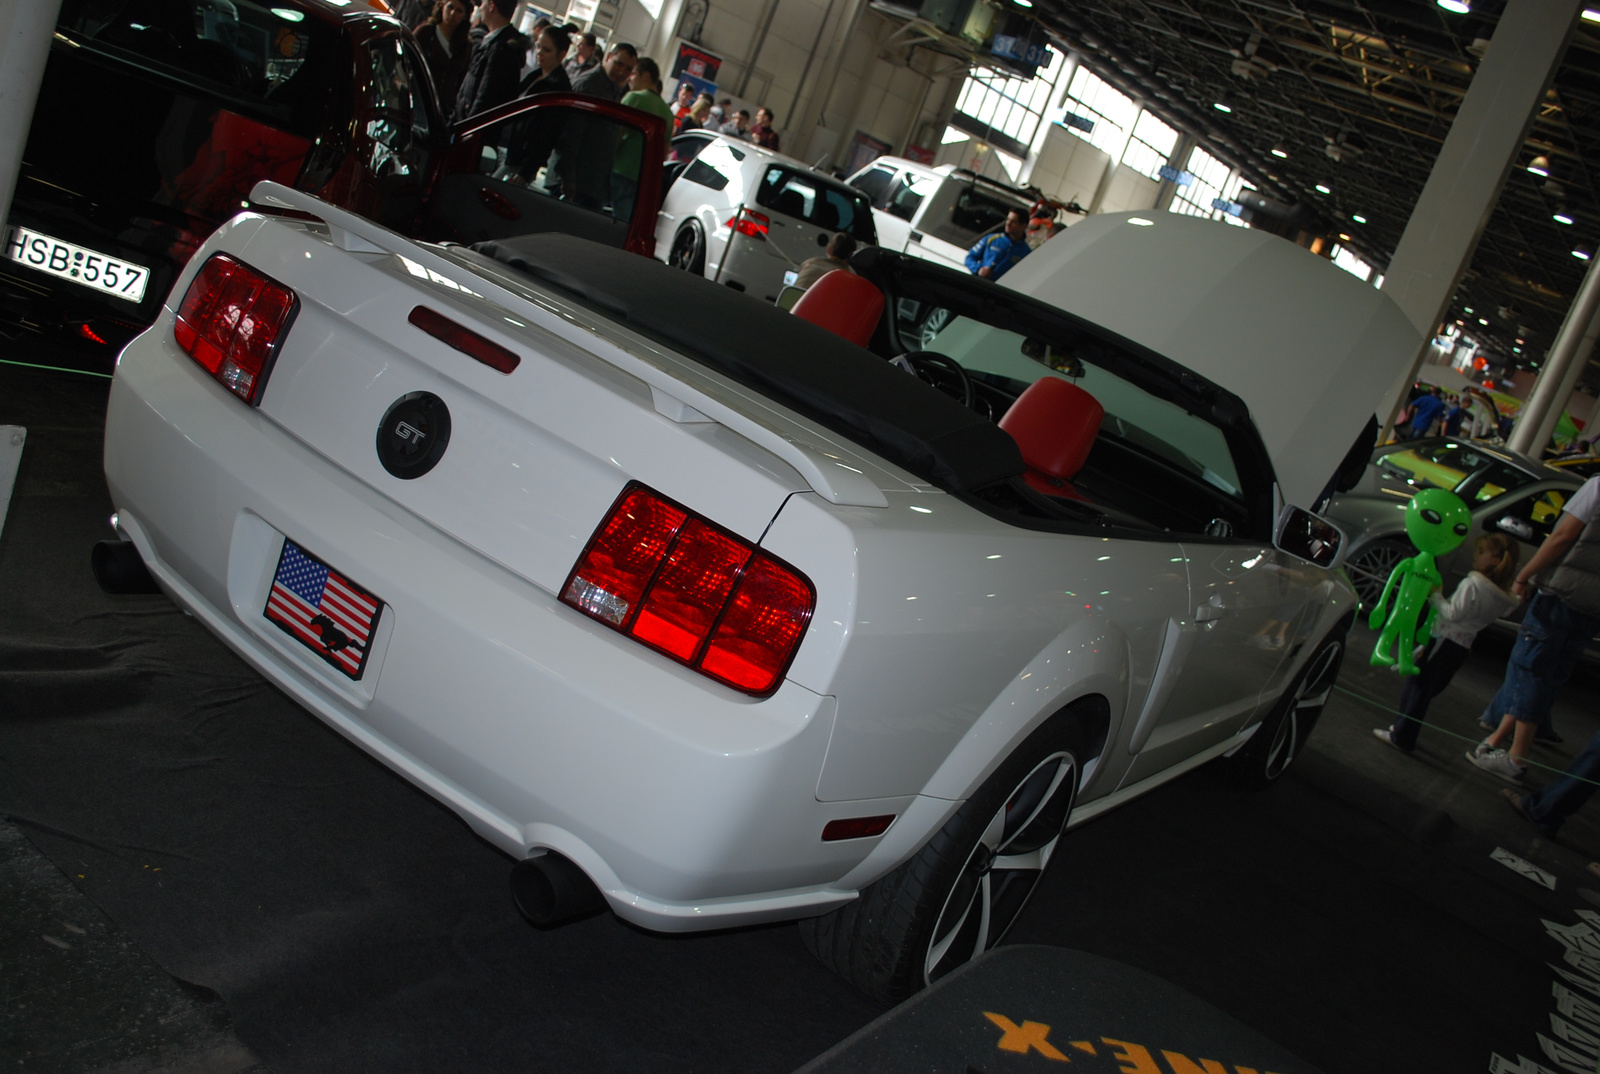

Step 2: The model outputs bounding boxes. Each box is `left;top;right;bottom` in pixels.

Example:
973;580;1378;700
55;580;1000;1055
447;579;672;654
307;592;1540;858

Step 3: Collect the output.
1275;505;1345;568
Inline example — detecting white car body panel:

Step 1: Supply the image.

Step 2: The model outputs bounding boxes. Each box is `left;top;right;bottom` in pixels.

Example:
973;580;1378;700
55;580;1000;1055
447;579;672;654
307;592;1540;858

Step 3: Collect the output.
102;184;1357;933
1003;211;1422;510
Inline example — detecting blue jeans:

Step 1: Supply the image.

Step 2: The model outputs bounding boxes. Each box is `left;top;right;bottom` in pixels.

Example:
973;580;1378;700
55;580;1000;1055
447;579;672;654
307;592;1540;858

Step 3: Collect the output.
1480;591;1600;733
1520;729;1600;835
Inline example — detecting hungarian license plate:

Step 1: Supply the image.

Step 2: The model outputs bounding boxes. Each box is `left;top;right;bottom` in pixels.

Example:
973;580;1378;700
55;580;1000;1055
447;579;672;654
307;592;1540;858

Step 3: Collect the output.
263;539;384;681
4;225;150;304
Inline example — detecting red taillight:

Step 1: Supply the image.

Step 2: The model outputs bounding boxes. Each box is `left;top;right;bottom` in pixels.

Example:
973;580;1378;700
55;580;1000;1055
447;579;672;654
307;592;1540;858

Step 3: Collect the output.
173;253;296;405
562;484;815;696
725;208;770;240
408;306;521;374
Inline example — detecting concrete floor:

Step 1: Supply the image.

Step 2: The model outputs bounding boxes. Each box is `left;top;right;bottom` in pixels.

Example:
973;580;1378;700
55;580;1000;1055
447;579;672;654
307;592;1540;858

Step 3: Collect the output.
4;340;1600;1073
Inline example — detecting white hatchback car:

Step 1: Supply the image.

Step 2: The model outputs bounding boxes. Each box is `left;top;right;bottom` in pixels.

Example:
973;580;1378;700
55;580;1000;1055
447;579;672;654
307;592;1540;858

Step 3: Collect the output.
100;187;1415;1004
654;131;877;302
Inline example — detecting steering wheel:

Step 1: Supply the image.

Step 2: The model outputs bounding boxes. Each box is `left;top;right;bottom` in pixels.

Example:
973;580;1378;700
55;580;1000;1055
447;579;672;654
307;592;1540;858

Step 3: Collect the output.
902;351;973;408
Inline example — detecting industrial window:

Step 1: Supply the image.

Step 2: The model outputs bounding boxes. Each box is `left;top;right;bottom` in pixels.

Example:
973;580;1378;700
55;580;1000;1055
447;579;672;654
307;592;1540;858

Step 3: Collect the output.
1118;110;1177;181
1057;66;1137;159
1331;245;1374;281
1169;145;1233;219
954;49;1065;149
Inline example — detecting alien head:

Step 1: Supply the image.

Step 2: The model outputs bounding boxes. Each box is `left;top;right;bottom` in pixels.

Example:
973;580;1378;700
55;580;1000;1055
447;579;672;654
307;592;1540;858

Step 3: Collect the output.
1404;488;1471;556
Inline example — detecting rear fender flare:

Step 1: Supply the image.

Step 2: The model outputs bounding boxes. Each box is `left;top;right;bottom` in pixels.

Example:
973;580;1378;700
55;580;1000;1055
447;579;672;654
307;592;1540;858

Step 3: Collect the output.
831;622;1124;893
918;617;1126;803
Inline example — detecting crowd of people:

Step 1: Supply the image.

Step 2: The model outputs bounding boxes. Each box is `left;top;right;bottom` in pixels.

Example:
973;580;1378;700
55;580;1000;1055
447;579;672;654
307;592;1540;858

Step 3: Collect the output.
394;0;785;160
665;85;781;150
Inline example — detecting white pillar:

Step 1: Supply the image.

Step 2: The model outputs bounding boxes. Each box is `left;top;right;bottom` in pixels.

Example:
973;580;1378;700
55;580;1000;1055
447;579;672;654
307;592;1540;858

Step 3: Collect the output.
1376;0;1584;438
0;0;62;230
1508;253;1600;456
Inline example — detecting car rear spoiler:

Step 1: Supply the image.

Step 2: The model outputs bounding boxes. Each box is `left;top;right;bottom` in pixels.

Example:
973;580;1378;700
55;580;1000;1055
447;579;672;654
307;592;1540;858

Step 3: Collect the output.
247;180;891;508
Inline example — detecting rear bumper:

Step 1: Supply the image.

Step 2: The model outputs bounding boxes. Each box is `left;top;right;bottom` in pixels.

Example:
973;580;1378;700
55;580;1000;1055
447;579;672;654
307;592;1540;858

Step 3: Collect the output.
102;324;917;931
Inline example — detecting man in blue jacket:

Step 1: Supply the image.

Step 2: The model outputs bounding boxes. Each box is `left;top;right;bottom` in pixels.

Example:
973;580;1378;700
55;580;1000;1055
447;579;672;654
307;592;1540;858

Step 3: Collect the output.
965;210;1031;281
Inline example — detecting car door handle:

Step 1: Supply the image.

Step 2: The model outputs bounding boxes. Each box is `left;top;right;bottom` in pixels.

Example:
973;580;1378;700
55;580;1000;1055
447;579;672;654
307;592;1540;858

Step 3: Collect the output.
909;231;923;243
1195;594;1227;622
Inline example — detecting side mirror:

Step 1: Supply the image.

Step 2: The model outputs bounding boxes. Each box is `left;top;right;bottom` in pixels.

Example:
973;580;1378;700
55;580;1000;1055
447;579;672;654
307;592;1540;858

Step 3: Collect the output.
1275;505;1345;568
1495;515;1534;541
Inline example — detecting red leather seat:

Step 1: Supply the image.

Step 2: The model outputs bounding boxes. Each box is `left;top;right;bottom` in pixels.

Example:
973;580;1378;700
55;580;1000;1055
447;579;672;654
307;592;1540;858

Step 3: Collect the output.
790;271;884;348
998;377;1104;500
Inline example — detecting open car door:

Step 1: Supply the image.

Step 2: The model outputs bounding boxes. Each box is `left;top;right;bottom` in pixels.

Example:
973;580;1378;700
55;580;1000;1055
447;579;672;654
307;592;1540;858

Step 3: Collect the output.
427;92;665;258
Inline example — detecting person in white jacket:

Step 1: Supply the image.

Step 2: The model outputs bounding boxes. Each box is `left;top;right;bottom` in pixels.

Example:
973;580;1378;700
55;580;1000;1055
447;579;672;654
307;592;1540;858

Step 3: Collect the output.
1374;533;1520;752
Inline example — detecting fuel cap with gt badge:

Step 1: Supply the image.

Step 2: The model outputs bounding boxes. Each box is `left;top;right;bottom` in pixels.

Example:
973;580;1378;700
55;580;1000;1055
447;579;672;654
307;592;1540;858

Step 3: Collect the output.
376;391;451;479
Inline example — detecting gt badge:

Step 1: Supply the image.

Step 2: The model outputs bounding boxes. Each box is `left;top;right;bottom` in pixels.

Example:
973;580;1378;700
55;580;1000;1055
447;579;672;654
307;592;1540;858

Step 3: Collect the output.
377;391;451;479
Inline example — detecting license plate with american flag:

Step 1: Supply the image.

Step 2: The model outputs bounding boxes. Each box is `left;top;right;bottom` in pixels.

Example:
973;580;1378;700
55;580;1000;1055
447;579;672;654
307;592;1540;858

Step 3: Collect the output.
263;539;383;680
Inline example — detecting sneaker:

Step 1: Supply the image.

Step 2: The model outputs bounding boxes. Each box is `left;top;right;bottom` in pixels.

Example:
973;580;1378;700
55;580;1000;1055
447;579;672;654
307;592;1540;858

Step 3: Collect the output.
1373;728;1413;753
1471;739;1495;759
1469;748;1526;784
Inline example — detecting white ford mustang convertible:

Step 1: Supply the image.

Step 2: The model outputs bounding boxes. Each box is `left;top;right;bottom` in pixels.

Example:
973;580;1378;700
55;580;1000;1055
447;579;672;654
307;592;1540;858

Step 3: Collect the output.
100;182;1416;1003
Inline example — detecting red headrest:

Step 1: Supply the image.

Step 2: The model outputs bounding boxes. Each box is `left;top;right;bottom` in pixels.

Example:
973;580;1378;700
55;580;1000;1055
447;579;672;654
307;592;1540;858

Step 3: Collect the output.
999;377;1104;494
790;271;885;348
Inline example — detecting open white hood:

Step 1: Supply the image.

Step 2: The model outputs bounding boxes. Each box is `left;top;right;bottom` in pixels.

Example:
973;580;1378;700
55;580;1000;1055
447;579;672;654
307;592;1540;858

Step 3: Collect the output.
1002;211;1419;510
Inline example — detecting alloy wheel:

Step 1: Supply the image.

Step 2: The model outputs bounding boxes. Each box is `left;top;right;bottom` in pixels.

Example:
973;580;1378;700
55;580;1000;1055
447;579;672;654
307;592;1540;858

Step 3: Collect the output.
923;750;1077;985
1263;641;1343;780
1347;542;1409;609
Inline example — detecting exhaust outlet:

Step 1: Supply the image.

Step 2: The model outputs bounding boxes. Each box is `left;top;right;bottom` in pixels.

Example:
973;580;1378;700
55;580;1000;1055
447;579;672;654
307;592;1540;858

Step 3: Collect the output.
92;539;160;594
510;851;607;927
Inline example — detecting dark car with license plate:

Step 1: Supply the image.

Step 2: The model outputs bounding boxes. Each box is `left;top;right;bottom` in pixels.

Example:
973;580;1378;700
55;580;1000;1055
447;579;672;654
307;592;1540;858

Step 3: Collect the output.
4;0;662;349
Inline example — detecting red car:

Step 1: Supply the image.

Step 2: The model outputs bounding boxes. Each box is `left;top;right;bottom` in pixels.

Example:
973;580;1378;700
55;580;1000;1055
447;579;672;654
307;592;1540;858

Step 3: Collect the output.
4;0;662;348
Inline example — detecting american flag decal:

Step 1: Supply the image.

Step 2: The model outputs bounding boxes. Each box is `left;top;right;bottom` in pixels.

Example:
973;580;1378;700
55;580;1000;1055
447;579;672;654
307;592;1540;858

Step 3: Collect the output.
263;540;382;680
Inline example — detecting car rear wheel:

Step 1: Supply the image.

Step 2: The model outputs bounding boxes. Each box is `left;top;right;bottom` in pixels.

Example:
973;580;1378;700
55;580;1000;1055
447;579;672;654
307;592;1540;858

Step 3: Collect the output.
668;222;706;275
1346;539;1411;610
799;714;1082;1005
1224;629;1345;789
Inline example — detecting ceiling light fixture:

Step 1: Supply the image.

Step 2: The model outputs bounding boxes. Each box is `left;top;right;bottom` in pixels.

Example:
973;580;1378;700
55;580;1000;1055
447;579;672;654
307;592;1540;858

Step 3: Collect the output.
1437;0;1470;11
1576;244;1594;261
1213;101;1232;113
1315;183;1331;194
1270;144;1288;158
1514;346;1522;353
1338;233;1351;241
1464;306;1474;313
1352;214;1367;224
1479;318;1489;325
1583;8;1600;21
1555;207;1576;225
1527;155;1552;177
1013;0;1033;6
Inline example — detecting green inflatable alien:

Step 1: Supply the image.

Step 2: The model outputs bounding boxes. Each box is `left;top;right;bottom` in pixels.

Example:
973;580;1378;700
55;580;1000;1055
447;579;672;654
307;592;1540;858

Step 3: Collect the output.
1368;487;1472;675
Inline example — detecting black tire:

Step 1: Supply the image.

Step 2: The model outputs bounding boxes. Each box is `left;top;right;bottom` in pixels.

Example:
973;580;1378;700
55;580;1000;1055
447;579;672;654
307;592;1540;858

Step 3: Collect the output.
668;222;705;275
799;714;1083;1005
1224;629;1345;789
1346;539;1411;611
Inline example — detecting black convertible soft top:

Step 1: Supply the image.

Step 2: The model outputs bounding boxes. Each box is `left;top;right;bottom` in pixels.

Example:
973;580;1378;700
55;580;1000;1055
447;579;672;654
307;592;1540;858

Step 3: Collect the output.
470;234;1024;494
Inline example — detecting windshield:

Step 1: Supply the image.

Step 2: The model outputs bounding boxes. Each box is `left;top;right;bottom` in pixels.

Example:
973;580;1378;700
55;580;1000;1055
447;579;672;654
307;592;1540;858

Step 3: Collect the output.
58;0;336;139
895;299;1254;538
1375;440;1535;505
